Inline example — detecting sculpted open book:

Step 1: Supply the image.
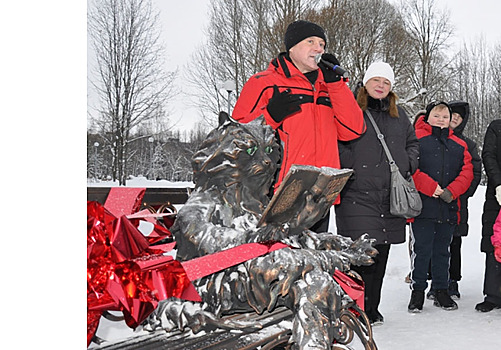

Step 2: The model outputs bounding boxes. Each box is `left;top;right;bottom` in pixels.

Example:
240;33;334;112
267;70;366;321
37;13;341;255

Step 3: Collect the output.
258;165;353;230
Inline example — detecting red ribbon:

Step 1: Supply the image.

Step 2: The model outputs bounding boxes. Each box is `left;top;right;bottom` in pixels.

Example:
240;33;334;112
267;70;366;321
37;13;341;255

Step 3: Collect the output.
333;269;365;310
86;188;289;347
87;198;192;346
182;241;289;281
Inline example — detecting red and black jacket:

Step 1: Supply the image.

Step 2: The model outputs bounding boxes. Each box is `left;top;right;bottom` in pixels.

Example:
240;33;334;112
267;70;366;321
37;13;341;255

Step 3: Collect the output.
232;53;365;203
412;115;473;224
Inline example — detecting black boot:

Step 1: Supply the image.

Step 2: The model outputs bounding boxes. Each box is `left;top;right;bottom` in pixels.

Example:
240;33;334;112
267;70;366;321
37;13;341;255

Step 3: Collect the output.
367;309;384;326
434;289;458;310
408;290;424;313
448;280;460;299
426;289;436;300
475;300;500;312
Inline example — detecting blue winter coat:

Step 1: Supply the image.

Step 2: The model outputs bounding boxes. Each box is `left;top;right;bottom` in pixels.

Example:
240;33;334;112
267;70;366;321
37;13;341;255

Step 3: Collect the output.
412;115;473;224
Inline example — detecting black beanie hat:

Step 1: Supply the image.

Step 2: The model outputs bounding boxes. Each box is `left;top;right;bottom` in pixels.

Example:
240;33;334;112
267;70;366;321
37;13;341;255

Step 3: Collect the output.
424;101;452;122
284;20;327;51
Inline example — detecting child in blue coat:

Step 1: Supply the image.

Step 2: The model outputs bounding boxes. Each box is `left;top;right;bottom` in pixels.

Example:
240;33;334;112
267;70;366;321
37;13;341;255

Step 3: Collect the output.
407;101;473;312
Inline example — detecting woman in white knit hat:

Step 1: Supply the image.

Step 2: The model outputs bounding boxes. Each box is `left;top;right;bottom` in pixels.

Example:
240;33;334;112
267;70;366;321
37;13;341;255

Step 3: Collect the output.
335;61;420;326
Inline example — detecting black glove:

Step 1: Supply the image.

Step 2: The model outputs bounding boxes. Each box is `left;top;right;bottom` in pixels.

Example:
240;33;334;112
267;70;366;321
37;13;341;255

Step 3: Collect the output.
318;53;342;83
266;85;302;123
439;188;454;203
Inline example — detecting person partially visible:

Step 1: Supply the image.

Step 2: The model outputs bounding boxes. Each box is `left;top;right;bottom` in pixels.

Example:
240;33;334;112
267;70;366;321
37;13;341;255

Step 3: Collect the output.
426;100;482;300
491;209;501;263
476;119;501;312
408;101;473;313
232;20;366;232
335;61;420;326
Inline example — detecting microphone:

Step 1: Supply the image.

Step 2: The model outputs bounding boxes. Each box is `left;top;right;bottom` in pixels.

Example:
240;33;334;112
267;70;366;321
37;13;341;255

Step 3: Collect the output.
315;54;349;79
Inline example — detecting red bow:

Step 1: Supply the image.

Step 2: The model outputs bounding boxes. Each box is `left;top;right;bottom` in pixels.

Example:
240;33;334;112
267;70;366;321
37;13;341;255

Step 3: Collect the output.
86;188;199;346
86;188;289;347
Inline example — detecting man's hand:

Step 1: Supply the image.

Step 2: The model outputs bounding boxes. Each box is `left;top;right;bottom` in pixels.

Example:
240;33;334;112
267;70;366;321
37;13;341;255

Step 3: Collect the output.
266;85;302;123
318;53;342;83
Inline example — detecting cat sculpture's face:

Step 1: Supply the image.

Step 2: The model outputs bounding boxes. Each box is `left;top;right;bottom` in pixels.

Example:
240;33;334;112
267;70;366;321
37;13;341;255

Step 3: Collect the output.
192;115;280;199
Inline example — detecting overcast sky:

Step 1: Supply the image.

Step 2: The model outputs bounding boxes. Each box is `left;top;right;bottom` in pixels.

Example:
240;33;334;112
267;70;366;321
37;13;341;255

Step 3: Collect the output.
431;0;501;44
155;0;210;132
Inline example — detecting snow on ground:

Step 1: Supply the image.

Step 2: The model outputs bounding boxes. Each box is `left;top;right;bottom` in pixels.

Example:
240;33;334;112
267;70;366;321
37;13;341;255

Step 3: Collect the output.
363;186;500;349
89;179;500;349
87;175;194;189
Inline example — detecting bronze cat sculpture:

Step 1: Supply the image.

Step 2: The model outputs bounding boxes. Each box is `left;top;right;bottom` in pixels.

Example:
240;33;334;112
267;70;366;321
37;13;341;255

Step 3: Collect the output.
145;113;378;349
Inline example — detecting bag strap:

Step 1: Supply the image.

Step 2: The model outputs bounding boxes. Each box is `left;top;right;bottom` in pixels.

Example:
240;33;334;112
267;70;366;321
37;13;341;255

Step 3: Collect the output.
365;110;396;166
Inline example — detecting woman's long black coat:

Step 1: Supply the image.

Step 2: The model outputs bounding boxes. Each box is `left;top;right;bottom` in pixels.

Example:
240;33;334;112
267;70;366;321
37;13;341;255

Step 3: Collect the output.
481;119;501;252
335;100;420;244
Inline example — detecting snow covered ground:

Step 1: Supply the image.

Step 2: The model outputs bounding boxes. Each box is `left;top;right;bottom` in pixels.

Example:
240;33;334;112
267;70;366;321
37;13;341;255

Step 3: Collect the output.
361;185;500;349
88;178;500;349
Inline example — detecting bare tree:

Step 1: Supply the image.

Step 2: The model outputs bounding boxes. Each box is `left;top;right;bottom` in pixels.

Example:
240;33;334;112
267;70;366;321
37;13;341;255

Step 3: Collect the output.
398;0;455;105
451;39;493;147
88;0;176;185
490;42;501;125
86;0;501;183
183;0;423;125
309;0;415;93
183;0;323;127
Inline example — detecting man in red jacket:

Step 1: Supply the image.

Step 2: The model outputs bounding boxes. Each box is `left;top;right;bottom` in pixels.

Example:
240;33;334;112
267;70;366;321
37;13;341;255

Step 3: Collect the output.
232;20;366;232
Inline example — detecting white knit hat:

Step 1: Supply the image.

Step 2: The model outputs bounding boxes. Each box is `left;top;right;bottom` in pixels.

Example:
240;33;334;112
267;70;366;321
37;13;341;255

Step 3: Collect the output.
362;61;395;89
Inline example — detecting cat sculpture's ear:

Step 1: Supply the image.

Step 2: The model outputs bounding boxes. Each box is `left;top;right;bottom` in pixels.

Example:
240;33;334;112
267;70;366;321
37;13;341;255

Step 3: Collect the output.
218;111;230;126
248;115;267;126
219;111;266;128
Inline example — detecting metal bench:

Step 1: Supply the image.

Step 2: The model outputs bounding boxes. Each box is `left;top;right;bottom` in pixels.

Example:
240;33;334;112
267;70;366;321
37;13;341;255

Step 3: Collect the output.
92;307;293;350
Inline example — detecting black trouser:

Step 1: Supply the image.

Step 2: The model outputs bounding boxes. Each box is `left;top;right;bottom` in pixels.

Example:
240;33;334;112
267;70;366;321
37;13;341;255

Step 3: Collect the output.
427;234;462;282
482;252;501;306
449;235;462;281
352;243;391;313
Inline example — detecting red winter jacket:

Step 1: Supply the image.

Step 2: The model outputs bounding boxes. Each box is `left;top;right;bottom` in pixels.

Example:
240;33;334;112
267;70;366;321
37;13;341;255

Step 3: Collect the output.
232;54;365;203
